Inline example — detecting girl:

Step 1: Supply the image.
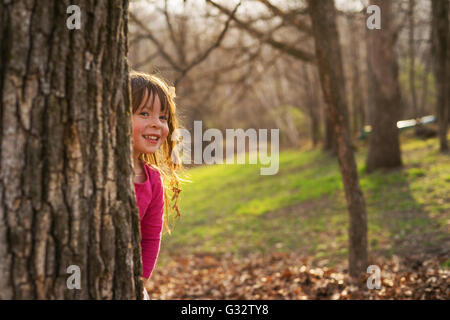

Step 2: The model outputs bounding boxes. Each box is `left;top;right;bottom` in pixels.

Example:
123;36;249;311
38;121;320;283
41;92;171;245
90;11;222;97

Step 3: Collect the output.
130;71;182;299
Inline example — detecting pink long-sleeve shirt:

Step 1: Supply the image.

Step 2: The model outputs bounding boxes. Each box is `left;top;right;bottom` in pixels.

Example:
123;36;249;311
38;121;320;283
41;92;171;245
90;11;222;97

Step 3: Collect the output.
134;163;164;278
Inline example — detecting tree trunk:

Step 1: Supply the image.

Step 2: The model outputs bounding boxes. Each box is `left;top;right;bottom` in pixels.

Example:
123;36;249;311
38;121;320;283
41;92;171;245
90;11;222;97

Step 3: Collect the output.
409;0;419;119
324;113;337;154
431;0;449;152
347;15;365;136
307;0;368;278
0;1;143;299
366;0;403;172
419;54;431;116
303;65;321;147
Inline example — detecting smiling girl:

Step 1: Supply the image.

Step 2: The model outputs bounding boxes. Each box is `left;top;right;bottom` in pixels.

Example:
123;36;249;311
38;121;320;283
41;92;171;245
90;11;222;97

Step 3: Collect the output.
130;71;182;299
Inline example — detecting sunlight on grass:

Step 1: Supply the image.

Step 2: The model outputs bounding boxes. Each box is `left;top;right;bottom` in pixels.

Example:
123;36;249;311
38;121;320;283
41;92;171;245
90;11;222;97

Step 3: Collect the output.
160;135;449;266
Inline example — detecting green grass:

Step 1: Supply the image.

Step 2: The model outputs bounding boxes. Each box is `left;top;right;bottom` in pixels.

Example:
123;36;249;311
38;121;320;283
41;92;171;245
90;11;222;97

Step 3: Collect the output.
159;134;449;266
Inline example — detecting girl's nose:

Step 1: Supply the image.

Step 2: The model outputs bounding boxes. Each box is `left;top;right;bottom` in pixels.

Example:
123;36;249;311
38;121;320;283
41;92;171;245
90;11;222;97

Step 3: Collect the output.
147;116;160;128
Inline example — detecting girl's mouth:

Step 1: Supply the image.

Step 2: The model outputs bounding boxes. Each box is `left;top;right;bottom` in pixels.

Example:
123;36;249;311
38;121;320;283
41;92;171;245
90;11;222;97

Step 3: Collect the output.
143;135;159;144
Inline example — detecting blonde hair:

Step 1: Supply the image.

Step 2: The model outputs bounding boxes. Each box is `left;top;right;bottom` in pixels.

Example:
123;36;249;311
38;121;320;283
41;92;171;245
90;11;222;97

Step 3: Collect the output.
130;71;183;233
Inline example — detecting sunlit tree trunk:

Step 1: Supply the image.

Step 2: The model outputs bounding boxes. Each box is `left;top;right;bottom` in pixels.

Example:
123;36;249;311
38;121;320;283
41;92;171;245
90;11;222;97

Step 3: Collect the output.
0;1;143;299
307;0;368;278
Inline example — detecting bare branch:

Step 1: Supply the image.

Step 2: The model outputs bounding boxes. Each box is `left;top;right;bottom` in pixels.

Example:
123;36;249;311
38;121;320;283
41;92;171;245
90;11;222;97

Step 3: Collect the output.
129;12;183;72
174;2;242;86
257;0;312;34
205;0;315;63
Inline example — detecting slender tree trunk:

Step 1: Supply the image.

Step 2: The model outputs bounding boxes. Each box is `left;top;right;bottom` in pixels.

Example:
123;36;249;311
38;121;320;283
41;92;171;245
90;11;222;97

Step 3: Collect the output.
347;16;365;136
303;65;321;147
307;0;368;278
419;54;430;116
0;1;143;299
324;113;337;154
312;74;322;147
431;0;449;152
366;0;403;172
409;0;419;119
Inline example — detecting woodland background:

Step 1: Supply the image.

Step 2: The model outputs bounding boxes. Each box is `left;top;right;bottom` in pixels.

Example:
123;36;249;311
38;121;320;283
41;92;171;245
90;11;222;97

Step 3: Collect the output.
0;0;448;300
128;0;449;299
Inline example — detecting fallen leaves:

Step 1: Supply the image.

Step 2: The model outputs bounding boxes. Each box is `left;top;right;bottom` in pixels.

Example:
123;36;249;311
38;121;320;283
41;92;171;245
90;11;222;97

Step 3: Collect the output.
145;252;449;300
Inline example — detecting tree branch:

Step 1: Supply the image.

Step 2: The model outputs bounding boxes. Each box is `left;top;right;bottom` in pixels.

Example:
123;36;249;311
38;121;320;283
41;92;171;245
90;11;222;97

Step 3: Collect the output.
174;1;242;86
205;0;315;63
129;12;183;72
257;0;312;35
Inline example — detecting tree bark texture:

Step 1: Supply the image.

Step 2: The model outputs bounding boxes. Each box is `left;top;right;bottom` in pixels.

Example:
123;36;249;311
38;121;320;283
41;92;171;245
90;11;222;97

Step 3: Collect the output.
0;1;143;299
366;0;403;172
307;0;368;278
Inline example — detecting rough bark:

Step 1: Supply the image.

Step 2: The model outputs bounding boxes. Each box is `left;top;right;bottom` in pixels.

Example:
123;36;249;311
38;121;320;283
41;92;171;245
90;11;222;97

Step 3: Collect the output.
431;0;449;152
0;1;143;299
366;0;403;172
307;0;368;278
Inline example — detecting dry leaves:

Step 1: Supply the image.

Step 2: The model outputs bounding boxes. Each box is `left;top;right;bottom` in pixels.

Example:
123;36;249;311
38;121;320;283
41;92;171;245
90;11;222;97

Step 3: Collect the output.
145;252;449;300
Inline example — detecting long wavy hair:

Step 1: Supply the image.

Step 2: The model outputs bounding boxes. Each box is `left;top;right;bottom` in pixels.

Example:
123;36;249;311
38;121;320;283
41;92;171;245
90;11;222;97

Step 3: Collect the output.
130;71;183;233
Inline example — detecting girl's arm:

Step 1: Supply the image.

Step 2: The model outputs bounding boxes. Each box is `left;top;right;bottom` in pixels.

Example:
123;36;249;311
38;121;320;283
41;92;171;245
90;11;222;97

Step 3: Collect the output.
140;169;164;278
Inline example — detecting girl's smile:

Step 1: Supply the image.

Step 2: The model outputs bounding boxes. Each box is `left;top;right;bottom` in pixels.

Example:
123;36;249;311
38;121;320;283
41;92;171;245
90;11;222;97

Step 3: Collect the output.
142;133;161;144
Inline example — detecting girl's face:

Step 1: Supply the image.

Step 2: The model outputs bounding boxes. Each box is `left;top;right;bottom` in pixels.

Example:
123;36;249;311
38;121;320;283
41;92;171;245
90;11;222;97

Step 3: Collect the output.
132;89;169;157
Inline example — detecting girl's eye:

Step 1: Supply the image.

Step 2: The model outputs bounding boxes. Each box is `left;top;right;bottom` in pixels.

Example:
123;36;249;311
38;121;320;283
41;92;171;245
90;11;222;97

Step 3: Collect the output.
140;112;149;117
160;115;168;121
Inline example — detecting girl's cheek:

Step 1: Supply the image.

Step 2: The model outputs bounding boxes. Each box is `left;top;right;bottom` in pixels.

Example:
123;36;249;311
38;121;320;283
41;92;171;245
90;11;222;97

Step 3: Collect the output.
131;120;138;140
162;124;169;140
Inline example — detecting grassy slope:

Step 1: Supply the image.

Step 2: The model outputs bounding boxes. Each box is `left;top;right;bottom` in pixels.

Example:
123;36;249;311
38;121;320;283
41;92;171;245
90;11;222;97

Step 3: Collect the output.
159;134;450;267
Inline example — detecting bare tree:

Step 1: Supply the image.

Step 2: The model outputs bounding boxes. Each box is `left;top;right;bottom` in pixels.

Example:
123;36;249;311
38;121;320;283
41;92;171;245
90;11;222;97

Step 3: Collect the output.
0;1;143;299
307;0;368;278
130;1;241;86
206;0;315;63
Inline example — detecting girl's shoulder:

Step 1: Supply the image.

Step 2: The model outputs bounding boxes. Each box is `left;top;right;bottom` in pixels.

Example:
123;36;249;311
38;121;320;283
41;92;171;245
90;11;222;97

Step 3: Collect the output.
143;163;163;187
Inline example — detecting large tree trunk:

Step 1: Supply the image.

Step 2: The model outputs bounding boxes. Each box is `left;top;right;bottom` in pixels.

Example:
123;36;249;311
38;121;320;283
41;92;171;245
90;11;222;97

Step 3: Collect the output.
366;0;403;172
0;1;143;299
307;0;368;278
431;0;449;152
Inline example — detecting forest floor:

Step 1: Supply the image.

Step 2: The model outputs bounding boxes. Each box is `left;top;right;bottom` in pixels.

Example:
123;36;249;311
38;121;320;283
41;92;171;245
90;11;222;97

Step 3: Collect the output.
148;133;449;299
